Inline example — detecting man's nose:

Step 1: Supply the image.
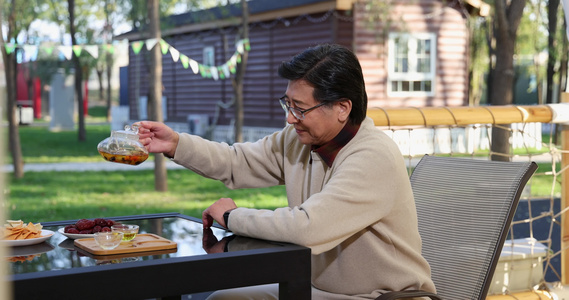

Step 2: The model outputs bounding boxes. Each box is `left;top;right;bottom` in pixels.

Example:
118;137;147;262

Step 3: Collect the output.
286;110;298;124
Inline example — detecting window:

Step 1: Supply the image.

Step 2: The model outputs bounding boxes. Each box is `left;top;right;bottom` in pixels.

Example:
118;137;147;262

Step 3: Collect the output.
203;46;215;66
388;33;436;96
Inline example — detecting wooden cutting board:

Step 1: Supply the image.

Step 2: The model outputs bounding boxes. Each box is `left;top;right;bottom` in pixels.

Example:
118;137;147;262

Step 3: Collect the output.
74;233;177;256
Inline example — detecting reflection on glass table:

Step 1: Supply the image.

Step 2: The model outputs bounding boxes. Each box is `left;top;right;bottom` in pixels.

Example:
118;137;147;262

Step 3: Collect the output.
8;216;233;273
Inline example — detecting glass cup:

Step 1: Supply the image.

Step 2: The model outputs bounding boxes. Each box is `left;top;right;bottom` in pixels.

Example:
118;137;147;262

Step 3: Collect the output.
111;224;139;242
94;231;124;250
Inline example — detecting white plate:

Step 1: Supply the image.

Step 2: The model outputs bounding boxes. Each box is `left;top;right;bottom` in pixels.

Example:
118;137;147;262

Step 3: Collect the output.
1;230;54;247
58;227;94;240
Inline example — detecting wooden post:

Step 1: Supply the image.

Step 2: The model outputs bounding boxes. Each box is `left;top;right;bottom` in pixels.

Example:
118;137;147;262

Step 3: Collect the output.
562;93;569;284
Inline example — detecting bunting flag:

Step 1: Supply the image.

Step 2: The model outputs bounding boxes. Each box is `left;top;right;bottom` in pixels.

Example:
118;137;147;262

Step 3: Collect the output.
131;41;144;54
42;46;54;56
72;45;82;57
159;39;170;55
145;38;158;51
104;44;115;54
5;43;16;54
5;37;250;80
84;45;99;59
169;47;180;62
58;45;72;60
180;54;190;69
189;59;199;74
22;45;38;61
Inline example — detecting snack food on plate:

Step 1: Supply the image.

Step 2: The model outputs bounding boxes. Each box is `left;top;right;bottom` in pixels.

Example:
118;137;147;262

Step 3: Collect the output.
64;218;118;234
1;220;43;240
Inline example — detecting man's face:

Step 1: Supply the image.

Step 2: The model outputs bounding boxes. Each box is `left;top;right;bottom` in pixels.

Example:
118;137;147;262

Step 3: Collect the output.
283;80;349;146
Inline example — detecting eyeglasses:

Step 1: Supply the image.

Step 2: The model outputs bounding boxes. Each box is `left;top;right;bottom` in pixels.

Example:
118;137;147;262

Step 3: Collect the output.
279;97;328;120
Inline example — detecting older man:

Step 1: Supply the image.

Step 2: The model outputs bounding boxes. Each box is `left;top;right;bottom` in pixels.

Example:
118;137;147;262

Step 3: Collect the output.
137;44;435;299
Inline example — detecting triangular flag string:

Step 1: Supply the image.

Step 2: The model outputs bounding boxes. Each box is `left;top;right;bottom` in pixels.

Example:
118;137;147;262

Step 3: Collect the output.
5;37;250;80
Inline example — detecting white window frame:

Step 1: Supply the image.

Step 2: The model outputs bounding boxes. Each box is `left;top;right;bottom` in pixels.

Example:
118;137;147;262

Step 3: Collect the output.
387;32;436;97
203;46;215;66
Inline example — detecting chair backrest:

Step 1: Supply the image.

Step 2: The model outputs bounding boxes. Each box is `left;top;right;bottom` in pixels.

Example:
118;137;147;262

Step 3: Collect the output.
410;155;537;300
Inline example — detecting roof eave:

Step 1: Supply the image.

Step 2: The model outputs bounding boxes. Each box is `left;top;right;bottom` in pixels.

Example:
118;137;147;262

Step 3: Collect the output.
115;0;354;41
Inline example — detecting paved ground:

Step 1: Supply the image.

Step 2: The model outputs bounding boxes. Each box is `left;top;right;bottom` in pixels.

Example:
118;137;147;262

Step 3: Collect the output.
1;153;557;173
1;160;186;173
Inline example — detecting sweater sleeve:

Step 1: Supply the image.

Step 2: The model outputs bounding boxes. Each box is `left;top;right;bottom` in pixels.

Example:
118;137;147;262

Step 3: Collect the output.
172;131;286;189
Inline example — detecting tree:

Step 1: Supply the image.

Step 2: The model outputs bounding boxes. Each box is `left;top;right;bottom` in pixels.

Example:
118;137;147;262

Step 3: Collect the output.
104;1;115;121
1;0;42;179
148;0;167;191
68;0;86;141
546;0;563;105
468;17;490;106
489;0;527;162
231;0;249;143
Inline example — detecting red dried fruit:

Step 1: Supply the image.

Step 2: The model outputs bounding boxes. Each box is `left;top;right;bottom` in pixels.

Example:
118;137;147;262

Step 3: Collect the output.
66;228;80;234
79;229;92;234
106;219;115;226
92;225;102;233
101;227;111;232
95;218;107;226
64;224;76;231
75;219;95;231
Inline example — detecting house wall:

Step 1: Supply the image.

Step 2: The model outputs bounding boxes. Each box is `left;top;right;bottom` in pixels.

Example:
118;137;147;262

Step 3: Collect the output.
127;11;354;129
353;0;469;108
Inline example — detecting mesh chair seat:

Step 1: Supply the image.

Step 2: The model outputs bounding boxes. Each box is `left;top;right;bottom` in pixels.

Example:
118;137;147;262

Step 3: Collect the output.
376;155;537;300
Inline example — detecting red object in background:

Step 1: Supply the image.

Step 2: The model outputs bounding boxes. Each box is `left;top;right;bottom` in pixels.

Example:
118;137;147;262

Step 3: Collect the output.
16;65;29;101
84;81;89;116
34;78;41;119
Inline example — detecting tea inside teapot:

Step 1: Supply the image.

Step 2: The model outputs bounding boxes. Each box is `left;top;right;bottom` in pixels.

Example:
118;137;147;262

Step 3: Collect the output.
97;125;149;165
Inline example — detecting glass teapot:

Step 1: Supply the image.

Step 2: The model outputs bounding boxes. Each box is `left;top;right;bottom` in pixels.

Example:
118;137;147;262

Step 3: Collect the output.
97;124;149;165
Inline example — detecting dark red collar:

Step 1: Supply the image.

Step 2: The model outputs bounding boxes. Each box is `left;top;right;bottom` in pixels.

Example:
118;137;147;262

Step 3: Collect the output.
311;122;360;167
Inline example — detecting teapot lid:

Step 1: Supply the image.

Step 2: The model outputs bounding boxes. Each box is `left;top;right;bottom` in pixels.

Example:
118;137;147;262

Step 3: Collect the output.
111;125;141;140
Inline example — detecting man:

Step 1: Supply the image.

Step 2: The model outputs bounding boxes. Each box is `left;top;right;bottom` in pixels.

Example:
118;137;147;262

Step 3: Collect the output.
137;44;435;299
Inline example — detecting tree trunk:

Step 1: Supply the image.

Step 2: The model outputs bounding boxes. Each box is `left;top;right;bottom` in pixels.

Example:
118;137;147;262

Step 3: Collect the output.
554;18;568;145
106;55;112;121
105;0;113;122
148;0;167;192
96;69;104;100
232;0;249;143
490;0;527;162
68;0;86;141
2;1;24;179
547;0;560;104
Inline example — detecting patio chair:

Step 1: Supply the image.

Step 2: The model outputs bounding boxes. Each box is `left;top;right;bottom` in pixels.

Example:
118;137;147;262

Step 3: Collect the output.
376;155;538;300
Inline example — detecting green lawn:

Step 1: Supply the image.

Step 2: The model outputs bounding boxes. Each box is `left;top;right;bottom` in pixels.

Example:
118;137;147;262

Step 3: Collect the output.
5;169;287;222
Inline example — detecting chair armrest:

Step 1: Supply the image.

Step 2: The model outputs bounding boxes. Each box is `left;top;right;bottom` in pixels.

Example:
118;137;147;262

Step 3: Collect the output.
374;290;442;300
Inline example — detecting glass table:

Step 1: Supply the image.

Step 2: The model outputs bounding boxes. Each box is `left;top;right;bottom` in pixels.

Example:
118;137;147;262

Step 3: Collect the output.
7;212;311;299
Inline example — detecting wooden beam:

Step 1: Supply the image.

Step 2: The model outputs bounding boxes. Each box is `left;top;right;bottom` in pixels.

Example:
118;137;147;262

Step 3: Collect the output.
367;105;554;127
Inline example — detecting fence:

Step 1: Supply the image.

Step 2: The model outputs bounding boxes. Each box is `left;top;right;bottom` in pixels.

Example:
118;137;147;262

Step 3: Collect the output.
367;99;569;299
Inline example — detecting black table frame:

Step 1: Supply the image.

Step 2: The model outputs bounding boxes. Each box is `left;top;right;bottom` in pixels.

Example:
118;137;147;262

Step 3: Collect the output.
10;212;312;300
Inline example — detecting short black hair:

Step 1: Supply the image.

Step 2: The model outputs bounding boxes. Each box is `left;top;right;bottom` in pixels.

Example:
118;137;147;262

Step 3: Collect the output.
278;44;367;124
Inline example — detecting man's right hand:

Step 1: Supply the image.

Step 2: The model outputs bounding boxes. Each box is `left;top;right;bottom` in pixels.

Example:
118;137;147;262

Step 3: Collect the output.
135;121;179;157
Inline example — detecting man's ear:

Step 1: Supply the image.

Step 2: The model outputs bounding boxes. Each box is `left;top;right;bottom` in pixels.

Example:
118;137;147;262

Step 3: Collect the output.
337;99;352;122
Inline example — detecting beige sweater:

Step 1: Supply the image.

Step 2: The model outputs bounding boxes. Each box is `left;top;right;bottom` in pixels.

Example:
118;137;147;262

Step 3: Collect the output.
173;117;435;298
